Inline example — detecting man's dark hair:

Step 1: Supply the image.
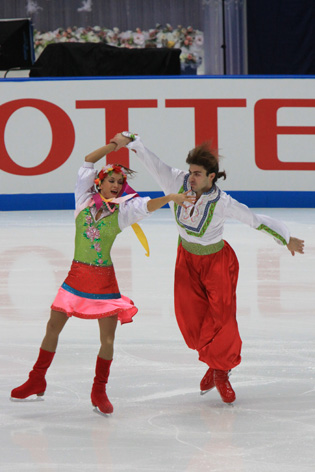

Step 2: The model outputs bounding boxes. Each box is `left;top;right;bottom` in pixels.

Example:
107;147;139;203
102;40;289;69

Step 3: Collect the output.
186;143;226;183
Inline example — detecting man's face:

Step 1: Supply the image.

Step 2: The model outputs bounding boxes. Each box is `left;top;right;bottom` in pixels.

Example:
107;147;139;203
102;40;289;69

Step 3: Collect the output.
188;164;215;197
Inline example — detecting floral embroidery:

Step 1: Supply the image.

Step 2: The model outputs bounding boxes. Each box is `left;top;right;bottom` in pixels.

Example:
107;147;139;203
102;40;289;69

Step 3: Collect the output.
86;226;100;241
94;242;101;252
83;208;109;265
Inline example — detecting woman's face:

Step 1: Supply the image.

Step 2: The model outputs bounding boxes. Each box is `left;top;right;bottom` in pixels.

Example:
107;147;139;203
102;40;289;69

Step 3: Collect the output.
99;172;124;199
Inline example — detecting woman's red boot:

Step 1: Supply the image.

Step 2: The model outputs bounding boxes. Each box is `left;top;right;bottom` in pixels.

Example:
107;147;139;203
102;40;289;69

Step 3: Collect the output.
91;357;113;415
11;348;55;400
214;369;236;403
200;367;215;395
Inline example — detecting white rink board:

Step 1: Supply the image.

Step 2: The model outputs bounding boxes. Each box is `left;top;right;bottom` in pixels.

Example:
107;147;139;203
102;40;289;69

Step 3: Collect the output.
0;76;314;196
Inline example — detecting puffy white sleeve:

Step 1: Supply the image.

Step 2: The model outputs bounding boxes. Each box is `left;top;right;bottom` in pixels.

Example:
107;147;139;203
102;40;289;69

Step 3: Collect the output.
225;194;290;245
118;196;151;230
127;136;186;194
74;162;97;208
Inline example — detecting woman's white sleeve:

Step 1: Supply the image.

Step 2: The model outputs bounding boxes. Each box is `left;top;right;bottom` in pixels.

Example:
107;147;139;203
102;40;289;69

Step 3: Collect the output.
118;197;151;230
225;195;290;245
127;137;185;194
74;162;96;208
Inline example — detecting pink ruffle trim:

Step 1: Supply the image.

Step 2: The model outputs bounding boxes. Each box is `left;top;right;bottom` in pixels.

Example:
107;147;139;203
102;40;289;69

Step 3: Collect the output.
51;287;138;324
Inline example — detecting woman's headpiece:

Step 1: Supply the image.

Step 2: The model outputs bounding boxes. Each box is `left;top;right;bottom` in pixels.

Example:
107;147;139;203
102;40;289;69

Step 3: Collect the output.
94;164;127;187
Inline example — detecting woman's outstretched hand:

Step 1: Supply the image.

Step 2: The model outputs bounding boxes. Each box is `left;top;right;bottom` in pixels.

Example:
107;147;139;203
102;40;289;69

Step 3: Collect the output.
287;237;305;256
171;191;196;207
147;191;196;213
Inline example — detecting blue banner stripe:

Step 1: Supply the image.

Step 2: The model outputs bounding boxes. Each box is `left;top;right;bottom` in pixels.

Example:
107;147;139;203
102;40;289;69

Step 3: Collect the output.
61;282;121;300
1;191;315;210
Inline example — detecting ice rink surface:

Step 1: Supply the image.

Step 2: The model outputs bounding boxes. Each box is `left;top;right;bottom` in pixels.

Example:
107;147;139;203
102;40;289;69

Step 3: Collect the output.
1;208;314;472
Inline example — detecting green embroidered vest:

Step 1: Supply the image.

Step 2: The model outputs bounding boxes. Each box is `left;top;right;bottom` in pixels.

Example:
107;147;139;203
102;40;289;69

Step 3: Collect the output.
74;207;121;266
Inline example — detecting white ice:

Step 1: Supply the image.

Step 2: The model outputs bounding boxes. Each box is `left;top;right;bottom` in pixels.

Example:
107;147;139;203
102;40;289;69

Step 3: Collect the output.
1;208;314;472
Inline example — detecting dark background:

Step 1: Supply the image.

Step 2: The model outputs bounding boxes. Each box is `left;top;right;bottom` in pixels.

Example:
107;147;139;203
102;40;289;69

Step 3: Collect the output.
247;0;315;74
0;0;314;74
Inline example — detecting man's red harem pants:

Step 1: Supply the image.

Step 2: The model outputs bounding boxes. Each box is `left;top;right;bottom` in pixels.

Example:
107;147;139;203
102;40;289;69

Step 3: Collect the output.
174;240;242;371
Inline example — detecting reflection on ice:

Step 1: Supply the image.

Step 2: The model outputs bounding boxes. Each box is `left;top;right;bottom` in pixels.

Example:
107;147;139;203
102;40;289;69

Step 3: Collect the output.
1;209;315;471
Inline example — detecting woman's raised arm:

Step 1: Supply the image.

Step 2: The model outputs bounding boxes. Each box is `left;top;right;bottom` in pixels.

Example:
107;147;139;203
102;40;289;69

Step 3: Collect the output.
84;143;117;164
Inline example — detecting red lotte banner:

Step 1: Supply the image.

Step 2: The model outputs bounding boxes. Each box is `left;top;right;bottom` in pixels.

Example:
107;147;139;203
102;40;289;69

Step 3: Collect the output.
0;76;314;207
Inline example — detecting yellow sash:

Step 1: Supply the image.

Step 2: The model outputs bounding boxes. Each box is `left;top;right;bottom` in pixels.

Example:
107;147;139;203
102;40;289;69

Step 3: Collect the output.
100;195;150;257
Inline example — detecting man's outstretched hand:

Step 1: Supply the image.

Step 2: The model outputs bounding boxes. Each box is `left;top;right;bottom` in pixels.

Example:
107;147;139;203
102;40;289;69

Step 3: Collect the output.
287;237;304;256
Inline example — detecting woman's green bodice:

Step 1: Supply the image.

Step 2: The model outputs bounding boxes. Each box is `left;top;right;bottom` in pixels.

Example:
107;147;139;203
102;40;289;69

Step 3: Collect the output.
74;206;121;266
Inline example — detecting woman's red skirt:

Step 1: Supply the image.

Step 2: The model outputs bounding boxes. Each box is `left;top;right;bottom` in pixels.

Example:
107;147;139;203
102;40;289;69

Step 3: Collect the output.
51;260;137;323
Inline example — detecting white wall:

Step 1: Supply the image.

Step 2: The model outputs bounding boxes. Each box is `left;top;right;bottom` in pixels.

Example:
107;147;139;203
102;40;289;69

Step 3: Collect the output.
0;76;314;200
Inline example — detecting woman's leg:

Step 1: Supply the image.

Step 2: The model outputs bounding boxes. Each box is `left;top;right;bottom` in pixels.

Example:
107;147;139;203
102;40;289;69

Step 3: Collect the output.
41;309;69;352
98;315;118;360
11;310;68;399
91;315;118;414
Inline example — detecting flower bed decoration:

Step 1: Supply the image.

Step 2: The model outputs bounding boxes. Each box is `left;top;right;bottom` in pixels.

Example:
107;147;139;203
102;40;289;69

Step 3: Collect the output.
33;24;204;71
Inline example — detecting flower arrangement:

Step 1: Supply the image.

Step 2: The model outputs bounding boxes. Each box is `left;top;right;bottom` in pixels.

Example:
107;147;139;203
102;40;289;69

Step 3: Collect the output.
33;24;204;69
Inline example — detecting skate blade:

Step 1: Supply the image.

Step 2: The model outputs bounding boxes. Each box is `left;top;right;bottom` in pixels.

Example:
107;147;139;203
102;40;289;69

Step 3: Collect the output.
222;398;236;405
10;395;45;402
200;387;215;396
93;406;113;417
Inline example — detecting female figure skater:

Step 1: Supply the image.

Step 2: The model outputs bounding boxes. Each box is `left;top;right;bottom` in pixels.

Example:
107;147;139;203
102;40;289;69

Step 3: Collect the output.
121;133;304;404
10;132;195;414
